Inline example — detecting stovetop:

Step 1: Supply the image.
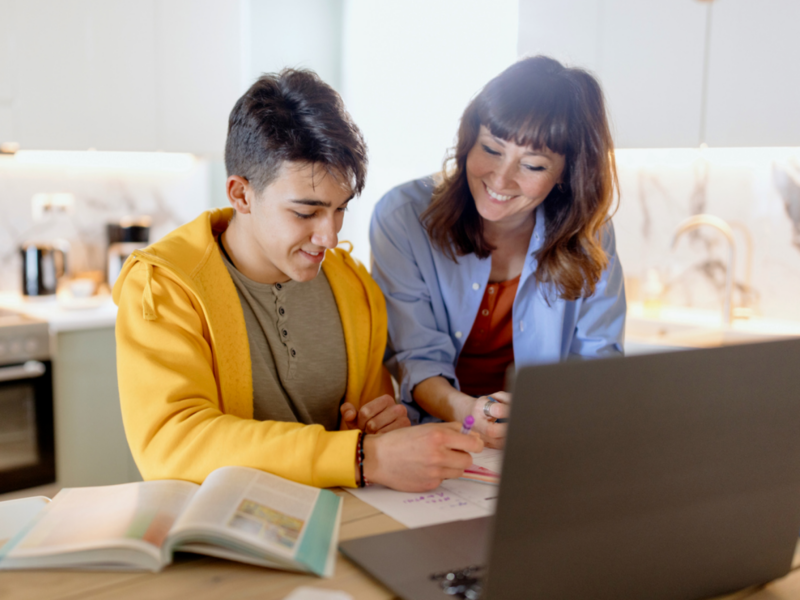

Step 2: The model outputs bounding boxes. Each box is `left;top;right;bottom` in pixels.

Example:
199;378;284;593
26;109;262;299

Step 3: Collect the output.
0;307;49;363
0;307;44;326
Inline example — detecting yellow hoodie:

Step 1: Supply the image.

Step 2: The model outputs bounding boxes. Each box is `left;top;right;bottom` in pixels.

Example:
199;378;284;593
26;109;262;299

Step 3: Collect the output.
113;208;393;488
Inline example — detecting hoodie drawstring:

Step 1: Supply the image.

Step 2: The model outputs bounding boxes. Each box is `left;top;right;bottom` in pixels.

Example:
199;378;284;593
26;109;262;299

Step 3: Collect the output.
143;263;157;321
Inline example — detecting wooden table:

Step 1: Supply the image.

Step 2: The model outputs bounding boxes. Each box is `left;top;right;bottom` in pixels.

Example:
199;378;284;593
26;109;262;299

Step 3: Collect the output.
1;489;800;600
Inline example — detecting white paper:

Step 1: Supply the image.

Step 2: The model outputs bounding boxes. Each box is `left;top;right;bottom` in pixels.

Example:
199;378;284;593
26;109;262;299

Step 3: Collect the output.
440;479;498;512
346;478;495;528
283;587;353;600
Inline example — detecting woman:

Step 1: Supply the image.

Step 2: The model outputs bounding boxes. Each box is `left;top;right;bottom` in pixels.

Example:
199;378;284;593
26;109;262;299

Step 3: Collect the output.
369;56;626;447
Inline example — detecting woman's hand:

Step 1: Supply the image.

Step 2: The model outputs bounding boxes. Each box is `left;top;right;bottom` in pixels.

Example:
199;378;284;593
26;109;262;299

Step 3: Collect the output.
362;422;484;492
412;377;512;449
341;394;411;434
468;391;511;449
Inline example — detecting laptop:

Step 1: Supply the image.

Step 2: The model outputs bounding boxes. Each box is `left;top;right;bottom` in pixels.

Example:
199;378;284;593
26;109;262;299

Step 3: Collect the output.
340;338;800;599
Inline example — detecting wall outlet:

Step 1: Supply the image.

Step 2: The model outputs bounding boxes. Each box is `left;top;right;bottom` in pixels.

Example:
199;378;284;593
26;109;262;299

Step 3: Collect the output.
31;193;75;221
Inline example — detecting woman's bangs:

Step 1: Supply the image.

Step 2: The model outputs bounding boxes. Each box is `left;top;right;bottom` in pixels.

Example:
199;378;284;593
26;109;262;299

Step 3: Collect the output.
480;88;571;156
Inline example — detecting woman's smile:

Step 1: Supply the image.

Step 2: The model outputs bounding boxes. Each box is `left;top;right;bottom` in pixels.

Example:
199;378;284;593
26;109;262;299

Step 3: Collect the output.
484;182;517;202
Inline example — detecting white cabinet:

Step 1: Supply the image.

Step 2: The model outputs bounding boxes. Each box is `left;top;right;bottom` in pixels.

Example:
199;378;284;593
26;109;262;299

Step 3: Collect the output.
13;0;91;150
84;0;159;152
4;0;245;155
53;327;140;487
13;0;158;151
597;0;707;148
518;0;707;148
155;0;246;155
0;0;13;143
705;0;800;147
518;0;800;148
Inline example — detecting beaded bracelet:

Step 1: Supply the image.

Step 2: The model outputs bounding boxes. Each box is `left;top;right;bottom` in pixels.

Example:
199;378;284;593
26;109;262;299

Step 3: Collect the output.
357;432;371;487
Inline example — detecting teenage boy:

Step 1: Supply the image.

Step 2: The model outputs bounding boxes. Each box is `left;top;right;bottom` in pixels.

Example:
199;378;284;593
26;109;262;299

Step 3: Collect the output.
113;69;481;492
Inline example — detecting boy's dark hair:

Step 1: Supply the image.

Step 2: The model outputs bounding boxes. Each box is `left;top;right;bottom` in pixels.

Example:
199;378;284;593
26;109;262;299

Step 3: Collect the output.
225;69;367;195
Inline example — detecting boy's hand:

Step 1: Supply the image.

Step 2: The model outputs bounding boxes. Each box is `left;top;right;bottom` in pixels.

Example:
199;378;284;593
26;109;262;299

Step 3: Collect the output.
340;394;410;434
363;422;484;491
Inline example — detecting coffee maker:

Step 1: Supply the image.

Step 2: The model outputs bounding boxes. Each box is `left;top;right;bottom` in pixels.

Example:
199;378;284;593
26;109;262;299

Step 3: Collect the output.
107;217;151;287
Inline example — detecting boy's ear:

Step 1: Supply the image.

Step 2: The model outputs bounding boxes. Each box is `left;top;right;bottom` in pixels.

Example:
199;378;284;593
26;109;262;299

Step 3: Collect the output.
226;175;254;214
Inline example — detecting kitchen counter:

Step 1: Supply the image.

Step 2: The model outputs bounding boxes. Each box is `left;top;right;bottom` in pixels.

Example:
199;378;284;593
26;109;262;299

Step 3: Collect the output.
0;292;117;333
625;302;800;354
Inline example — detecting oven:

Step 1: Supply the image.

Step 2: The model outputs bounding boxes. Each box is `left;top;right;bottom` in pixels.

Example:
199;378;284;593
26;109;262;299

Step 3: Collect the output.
0;308;55;494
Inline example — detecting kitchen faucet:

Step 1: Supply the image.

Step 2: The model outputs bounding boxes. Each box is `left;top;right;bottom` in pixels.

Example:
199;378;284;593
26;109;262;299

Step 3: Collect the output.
671;214;736;327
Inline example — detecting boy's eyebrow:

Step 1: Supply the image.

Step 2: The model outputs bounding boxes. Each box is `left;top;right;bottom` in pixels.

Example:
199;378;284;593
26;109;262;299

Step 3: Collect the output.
291;197;353;207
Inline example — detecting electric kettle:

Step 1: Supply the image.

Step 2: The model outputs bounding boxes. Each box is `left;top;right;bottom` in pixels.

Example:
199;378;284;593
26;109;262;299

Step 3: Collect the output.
20;241;69;297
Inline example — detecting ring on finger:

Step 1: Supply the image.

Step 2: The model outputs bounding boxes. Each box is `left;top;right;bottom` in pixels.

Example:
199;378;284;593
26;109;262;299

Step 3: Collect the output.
483;397;498;419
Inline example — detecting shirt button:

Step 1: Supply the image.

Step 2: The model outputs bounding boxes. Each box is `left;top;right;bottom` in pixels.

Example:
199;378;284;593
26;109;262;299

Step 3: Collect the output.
488;287;495;295
472;283;480;290
282;329;288;337
519;321;525;332
455;331;463;339
535;234;540;241
278;307;285;316
481;309;489;316
291;348;296;357
275;283;282;290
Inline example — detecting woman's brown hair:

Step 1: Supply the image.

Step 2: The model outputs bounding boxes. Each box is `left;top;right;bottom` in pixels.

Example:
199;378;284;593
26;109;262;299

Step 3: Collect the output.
421;55;618;301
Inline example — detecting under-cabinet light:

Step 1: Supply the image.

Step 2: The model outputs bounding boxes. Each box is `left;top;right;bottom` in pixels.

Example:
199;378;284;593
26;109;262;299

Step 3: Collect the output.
0;150;196;172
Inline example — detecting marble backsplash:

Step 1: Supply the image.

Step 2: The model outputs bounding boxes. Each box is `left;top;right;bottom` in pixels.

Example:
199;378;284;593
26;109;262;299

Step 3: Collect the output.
0;154;211;293
613;148;800;322
1;148;799;324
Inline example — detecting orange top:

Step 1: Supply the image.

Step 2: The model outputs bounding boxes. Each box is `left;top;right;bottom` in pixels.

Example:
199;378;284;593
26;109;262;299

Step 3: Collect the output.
455;275;520;398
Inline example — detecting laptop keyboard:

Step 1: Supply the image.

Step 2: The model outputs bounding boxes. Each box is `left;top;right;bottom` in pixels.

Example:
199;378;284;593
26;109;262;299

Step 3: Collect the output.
430;564;486;599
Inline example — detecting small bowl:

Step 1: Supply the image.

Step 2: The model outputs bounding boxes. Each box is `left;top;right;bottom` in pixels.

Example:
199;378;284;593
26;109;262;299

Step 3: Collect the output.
67;278;96;298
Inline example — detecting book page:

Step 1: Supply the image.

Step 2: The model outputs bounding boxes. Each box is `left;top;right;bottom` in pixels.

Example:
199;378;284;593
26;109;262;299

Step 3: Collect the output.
0;497;50;549
5;481;197;561
171;466;320;560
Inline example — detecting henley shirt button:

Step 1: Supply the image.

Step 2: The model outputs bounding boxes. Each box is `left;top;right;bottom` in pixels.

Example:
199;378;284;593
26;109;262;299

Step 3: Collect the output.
282;329;288;337
291;348;296;357
279;307;285;316
275;283;282;290
455;331;463;339
488;287;495;294
472;283;480;290
481;309;489;316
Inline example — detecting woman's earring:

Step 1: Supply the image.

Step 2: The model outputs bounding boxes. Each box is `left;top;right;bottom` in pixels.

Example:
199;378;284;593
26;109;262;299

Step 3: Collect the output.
556;182;564;193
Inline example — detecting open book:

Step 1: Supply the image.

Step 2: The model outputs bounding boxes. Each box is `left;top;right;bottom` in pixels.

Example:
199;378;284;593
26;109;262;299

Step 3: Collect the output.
0;466;341;576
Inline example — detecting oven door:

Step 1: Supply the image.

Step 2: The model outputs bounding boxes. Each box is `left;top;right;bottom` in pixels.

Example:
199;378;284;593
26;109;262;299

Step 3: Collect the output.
0;360;56;494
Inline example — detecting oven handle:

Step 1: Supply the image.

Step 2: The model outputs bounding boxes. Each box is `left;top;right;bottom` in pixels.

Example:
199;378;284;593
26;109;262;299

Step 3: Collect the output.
0;361;47;382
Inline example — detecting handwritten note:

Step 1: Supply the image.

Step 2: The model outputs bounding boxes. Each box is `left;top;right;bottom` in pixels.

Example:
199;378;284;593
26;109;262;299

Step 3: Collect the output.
347;481;493;529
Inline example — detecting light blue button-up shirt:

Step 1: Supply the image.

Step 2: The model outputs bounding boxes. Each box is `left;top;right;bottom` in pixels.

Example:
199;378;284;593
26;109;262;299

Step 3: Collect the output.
370;177;626;423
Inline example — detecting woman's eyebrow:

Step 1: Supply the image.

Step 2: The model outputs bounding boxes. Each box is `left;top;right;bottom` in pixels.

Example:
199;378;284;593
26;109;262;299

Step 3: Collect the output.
523;149;550;158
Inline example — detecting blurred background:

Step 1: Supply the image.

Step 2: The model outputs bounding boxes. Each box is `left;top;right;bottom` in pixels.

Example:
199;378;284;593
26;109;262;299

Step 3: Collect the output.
1;0;800;493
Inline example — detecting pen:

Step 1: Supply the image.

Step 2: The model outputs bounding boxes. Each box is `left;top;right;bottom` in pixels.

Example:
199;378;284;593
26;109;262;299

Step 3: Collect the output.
461;415;475;435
